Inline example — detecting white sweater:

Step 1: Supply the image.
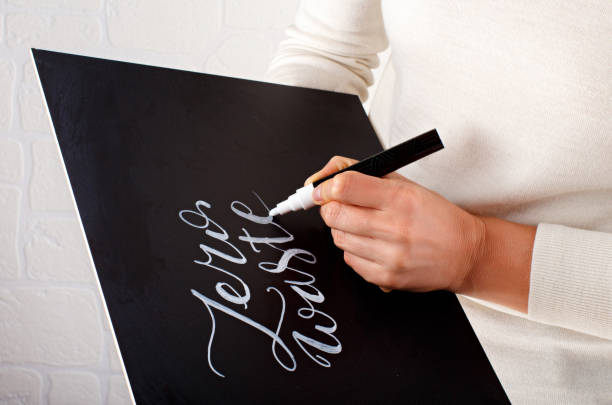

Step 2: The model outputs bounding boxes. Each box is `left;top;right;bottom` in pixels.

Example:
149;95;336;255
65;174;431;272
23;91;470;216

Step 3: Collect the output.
265;1;612;403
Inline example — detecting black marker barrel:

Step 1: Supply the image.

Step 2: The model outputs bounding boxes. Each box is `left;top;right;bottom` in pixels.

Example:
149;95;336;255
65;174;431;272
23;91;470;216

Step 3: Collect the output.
269;129;444;216
311;129;443;187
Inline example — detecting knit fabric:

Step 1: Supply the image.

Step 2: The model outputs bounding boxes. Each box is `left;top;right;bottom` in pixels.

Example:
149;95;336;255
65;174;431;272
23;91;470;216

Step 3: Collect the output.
265;1;612;402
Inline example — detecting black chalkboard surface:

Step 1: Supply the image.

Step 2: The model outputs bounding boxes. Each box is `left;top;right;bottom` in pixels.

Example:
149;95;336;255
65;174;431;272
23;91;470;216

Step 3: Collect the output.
33;49;509;404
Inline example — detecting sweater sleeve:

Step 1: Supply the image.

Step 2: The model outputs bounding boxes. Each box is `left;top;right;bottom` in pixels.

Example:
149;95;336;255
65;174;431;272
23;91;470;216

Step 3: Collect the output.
265;0;388;102
529;223;612;340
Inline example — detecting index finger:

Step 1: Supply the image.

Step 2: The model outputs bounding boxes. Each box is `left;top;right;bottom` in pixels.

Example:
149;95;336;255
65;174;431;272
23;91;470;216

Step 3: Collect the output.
313;171;398;209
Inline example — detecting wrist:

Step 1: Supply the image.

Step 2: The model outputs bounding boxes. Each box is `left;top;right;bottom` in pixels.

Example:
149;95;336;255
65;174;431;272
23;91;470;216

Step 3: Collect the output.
454;214;487;294
457;216;537;313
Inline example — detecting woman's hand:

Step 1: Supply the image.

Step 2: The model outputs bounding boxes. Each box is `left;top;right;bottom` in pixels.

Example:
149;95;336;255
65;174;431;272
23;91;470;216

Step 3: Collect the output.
306;156;486;293
307;155;537;313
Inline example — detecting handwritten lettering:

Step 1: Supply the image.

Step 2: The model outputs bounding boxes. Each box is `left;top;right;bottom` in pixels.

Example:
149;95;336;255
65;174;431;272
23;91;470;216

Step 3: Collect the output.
190;287;296;377
179;201;250;308
180;192;342;377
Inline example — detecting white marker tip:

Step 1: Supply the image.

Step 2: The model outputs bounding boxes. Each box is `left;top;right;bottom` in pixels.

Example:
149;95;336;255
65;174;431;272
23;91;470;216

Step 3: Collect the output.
269;208;279;217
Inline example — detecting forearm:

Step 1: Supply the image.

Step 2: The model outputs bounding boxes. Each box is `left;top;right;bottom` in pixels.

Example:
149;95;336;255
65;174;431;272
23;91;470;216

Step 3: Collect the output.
458;216;537;313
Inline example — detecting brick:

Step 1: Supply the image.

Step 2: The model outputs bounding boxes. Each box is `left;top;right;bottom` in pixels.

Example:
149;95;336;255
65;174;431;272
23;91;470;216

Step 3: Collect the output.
6;14;46;47
0;187;20;280
30;139;73;211
49;372;101;405
18;85;51;133
22;62;38;87
0;59;14;131
25;219;93;282
206;34;275;80
0;139;23;183
107;0;220;53
107;375;131;405
6;13;101;49
0;368;42;405
8;0;101;11
225;0;299;30
0;287;103;365
20;62;52;133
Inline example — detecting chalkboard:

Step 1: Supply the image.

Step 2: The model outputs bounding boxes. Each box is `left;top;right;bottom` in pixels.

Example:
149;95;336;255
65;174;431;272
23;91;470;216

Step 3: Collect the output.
33;49;509;404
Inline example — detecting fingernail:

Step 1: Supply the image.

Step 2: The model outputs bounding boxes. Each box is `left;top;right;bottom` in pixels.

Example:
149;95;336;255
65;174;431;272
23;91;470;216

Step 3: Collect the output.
304;176;313;186
312;185;323;203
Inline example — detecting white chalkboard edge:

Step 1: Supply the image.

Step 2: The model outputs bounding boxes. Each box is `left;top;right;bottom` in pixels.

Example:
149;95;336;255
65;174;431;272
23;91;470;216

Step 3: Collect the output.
30;48;138;405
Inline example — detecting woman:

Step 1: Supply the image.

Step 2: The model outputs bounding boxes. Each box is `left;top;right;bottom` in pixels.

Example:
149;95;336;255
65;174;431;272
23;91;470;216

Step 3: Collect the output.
266;1;612;403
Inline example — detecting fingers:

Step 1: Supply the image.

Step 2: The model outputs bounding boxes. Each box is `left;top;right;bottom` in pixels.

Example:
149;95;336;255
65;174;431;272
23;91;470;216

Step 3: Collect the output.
343;252;394;290
333;230;395;291
331;229;389;265
314;171;401;209
320;203;391;239
305;155;358;186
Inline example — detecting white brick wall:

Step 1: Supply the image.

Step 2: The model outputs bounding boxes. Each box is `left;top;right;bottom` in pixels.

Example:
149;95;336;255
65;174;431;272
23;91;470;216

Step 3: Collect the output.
0;1;300;403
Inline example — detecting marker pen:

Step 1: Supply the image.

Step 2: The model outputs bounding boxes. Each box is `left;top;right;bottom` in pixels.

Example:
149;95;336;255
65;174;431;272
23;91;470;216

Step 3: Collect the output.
268;129;444;216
